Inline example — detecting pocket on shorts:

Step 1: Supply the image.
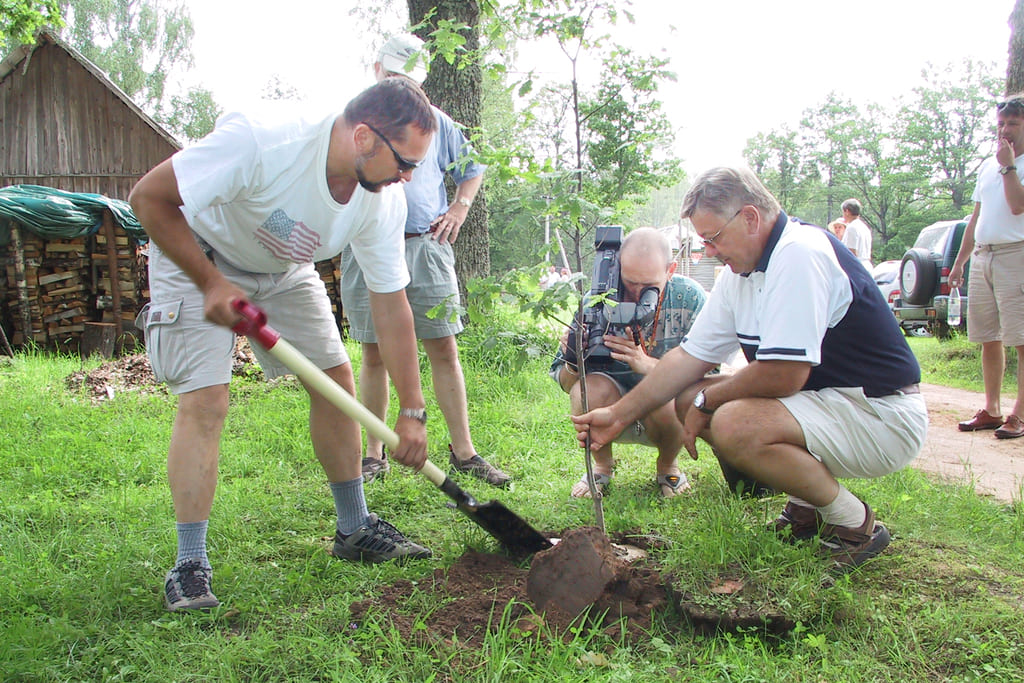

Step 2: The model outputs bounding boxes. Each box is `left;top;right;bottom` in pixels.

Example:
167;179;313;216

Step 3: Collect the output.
141;298;186;384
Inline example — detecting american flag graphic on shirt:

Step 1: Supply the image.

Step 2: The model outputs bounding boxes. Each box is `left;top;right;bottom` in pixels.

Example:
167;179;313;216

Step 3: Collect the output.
254;209;322;262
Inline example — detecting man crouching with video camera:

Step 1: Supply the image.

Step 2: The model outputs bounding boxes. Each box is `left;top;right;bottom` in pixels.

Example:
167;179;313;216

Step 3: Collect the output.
551;227;707;498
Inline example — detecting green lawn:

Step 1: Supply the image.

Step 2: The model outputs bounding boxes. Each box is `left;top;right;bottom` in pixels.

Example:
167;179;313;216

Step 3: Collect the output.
1;319;1022;682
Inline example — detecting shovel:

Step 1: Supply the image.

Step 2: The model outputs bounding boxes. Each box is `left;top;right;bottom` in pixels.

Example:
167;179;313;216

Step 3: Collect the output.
231;299;552;556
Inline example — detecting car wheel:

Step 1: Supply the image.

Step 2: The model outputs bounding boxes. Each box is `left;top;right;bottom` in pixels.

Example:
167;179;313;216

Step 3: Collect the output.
900;249;938;305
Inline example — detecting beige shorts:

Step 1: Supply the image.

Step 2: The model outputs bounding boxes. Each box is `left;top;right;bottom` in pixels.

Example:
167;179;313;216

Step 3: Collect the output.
139;240;348;394
340;236;463;343
967;241;1024;346
778;387;928;479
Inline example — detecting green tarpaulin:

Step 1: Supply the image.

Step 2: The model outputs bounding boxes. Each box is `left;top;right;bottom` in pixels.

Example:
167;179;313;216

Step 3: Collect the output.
0;185;146;246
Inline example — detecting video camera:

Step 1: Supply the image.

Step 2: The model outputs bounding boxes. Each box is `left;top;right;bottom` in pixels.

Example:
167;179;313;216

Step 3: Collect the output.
564;225;661;369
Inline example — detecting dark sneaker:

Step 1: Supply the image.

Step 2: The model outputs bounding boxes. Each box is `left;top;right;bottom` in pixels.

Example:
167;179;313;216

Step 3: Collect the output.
164;559;219;612
448;445;511;488
772;501;822;541
361;447;390;483
332;513;432;564
817;503;891;569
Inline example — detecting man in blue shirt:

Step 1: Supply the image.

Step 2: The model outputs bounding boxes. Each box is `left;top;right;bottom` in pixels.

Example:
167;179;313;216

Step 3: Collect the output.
342;33;510;487
573;167;928;570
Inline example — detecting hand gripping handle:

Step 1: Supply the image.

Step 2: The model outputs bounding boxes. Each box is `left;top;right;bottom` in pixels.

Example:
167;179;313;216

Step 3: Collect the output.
230;299;280;350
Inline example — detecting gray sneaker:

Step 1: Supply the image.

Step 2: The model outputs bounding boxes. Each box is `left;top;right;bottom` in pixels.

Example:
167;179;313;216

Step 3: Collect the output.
361;447;390;484
164;559;220;612
332;513;432;564
448;445;511;488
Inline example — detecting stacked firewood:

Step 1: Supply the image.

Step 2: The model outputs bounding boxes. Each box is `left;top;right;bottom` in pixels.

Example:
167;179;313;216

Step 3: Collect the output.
2;227;145;349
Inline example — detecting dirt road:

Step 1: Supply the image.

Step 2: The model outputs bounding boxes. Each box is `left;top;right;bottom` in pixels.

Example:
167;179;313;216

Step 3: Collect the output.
915;383;1023;504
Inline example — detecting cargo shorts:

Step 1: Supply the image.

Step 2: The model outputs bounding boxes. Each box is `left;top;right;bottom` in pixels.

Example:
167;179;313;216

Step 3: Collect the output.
137;238;348;395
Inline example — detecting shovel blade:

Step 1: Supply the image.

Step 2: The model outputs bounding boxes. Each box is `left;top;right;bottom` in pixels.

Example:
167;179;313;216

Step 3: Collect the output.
461;499;553;556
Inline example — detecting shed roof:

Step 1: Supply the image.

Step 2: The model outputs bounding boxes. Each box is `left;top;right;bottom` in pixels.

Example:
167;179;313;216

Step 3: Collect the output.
1;29;180;150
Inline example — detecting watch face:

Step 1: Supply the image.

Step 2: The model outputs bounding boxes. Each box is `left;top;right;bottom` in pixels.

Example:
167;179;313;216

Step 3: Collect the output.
694;391;705;408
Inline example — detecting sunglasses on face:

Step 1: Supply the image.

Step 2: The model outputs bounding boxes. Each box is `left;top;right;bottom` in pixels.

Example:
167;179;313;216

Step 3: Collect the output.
362;121;421;172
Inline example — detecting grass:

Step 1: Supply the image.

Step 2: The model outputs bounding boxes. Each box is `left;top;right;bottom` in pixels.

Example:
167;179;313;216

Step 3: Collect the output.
1;315;1023;682
908;332;1018;395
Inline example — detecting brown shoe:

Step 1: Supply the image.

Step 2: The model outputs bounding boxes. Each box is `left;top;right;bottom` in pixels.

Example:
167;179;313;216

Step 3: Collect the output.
817;503;891;570
448;445;511;488
771;501;822;541
958;409;1004;432
994;414;1024;439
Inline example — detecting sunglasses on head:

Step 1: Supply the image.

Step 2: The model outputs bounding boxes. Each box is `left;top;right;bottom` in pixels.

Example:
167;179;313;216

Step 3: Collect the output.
996;98;1024;114
362;121;421;172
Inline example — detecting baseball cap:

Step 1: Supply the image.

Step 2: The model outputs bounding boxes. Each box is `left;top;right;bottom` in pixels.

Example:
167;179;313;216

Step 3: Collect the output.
378;33;428;83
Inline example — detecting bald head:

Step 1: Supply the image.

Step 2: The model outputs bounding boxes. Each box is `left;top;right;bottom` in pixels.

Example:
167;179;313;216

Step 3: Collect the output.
618;227;675;301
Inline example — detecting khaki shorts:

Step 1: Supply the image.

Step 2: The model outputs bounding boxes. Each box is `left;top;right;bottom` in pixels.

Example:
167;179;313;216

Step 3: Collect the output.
589;371;652;446
967;241;1024;346
138;240;348;394
778;387;928;479
341;236;463;343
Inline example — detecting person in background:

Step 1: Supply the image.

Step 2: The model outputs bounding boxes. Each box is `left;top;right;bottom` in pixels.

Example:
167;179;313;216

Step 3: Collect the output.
130;79;438;612
342;33;510;487
551;228;706;498
840;198;872;270
572;167;928;570
949;93;1024;439
828;219;846;241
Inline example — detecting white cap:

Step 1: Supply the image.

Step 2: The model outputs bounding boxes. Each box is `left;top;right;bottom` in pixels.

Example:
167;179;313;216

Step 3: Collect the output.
377;33;428;83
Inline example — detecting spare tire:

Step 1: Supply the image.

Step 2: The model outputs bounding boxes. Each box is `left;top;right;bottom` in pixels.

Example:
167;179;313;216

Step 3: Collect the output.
900;248;937;305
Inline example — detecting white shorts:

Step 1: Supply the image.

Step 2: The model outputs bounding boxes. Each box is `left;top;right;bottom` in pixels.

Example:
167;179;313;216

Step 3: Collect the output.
139;239;349;394
778;387;928;479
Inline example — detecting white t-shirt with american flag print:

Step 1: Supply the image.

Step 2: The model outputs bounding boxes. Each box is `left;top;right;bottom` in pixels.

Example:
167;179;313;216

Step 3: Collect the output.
172;108;410;293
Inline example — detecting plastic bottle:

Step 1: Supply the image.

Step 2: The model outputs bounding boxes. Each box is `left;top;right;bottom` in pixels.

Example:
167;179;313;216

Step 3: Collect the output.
948;287;962;327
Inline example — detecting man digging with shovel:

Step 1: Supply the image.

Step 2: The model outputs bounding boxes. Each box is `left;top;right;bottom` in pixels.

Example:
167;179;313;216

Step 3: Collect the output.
130;79;438;612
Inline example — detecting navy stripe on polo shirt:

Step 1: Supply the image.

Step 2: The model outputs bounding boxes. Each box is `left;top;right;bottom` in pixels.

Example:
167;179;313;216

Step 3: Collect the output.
683;211;920;397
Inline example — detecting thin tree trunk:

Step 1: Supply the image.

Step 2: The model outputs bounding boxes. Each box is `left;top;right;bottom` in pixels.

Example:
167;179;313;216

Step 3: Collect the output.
407;0;490;299
1009;0;1024;94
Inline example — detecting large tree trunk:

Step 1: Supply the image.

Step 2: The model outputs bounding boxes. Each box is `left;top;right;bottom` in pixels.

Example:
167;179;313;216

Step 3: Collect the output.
1009;0;1024;94
407;0;490;299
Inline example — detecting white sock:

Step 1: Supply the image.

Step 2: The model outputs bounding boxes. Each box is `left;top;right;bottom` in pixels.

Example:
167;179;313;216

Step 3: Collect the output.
787;496;814;509
816;486;866;528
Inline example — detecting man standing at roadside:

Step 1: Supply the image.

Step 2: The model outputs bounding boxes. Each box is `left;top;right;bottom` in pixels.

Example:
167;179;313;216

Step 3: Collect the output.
572;167;928;570
949;94;1024;440
343;33;510;487
130;79;438;612
841;198;872;270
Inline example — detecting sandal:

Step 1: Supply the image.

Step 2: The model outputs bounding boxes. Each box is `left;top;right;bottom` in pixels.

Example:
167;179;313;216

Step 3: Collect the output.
571;471;611;499
657;472;690;498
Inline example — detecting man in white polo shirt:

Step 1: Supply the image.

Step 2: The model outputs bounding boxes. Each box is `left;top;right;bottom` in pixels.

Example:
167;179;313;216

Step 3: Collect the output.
572;166;928;570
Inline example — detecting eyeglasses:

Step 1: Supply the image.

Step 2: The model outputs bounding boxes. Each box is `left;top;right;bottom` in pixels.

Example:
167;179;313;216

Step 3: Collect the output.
362;121;422;172
699;207;744;248
996;98;1024;115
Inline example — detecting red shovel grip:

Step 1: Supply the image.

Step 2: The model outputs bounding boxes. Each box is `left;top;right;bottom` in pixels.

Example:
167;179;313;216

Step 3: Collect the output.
231;299;281;350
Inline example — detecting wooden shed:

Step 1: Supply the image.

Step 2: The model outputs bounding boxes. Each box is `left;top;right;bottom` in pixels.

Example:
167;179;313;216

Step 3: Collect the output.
0;29;180;197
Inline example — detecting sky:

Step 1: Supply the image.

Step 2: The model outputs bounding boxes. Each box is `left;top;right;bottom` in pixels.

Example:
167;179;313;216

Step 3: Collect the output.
182;0;1015;175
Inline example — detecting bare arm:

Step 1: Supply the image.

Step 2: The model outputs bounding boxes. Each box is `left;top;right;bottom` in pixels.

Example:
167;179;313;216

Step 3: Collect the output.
678;358;811;459
949;203;980;288
430;174;483;244
368;289;428;469
129;159;244;327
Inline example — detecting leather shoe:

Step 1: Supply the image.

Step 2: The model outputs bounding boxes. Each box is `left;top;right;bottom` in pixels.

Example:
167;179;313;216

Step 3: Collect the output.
958;409;1004;432
994;414;1024;439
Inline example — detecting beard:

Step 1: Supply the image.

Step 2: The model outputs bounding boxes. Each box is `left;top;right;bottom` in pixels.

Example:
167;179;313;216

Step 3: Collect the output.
355;154;397;193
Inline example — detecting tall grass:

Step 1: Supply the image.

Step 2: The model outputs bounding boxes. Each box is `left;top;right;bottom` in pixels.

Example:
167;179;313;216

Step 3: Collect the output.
1;313;1023;682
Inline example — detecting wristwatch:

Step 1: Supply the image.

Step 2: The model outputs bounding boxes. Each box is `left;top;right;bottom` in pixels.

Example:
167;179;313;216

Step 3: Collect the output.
693;389;715;415
999;165;1017;175
398;408;428;424
456;197;473;208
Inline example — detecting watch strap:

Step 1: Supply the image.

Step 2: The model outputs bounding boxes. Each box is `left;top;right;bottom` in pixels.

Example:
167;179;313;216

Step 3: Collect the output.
398;407;428;424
